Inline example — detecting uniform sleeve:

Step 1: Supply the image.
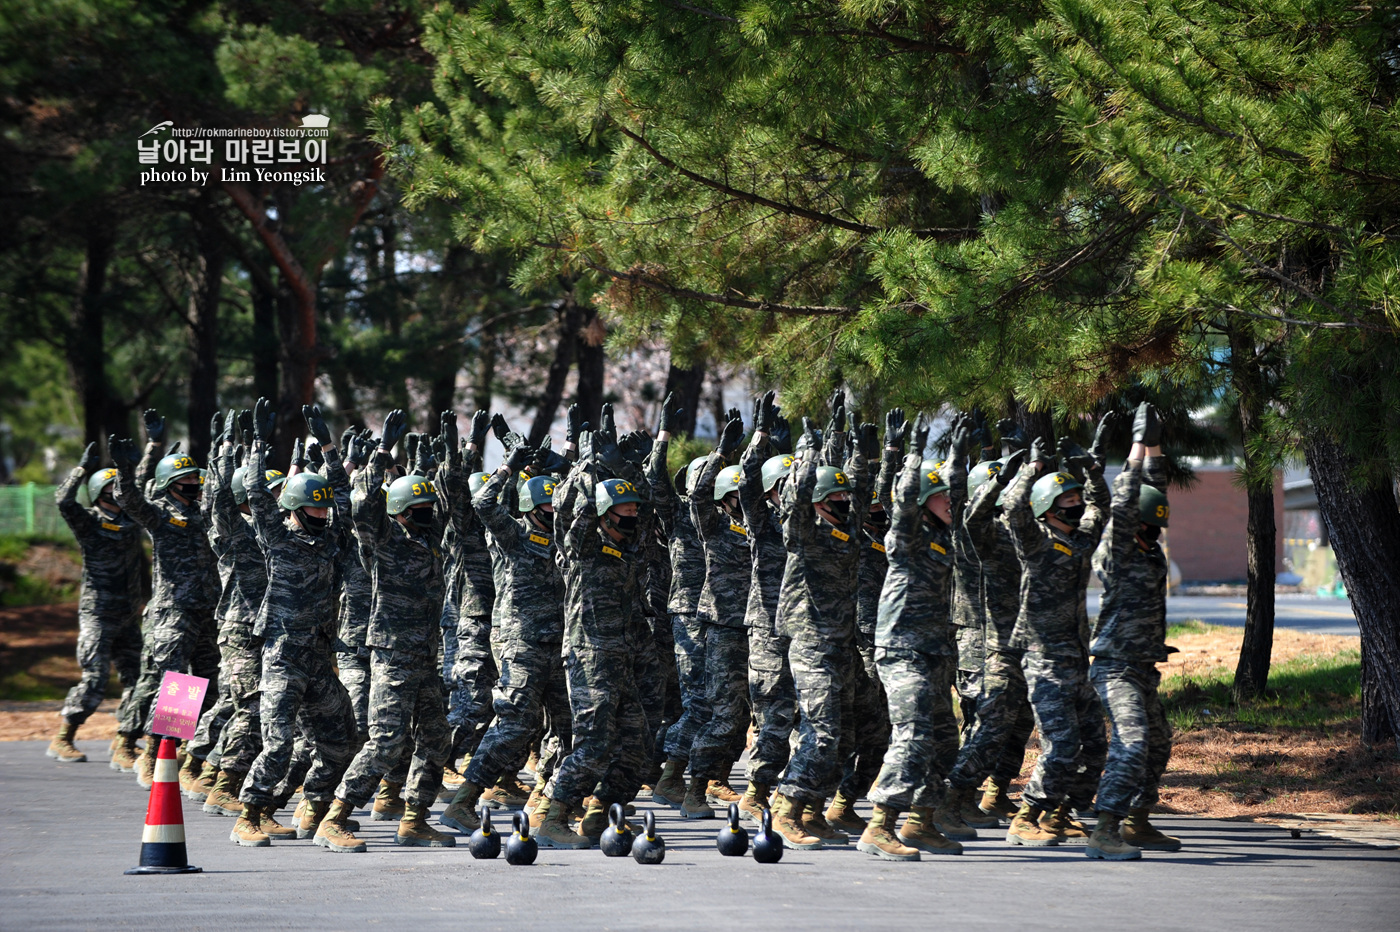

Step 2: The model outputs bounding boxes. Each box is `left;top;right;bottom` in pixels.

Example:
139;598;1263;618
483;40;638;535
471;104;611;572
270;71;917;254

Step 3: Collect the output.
473;469;520;551
690;452;724;541
1078;464;1112;545
351;450;392;554
56;468;96;537
963;480;1000;558
1001;464;1045;559
947;449;969;523
556;455;599;562
210;445;241;544
135;441;162;490
887;453;922;557
438;460;470;541
245;442;287;548
874;447;900;510
645;436;674;534
1143;455;1168;490
737;436;768;533
782;448;818;549
1106;460;1144;566
844;442;870;536
113;456;162;532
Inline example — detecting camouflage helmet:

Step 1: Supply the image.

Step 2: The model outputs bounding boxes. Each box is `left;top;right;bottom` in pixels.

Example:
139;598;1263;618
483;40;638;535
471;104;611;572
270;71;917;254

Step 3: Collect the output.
519;475;557;513
596;476;643;515
761;454;794;493
685;456;708;494
153;453;200;491
1031;471;1083;519
87;467;119;504
278;472;332;511
812;466;850;503
232;466;286;505
967;461;1003;500
386;474;437;516
1139;484;1170;528
713;465;743;501
919;462;951;506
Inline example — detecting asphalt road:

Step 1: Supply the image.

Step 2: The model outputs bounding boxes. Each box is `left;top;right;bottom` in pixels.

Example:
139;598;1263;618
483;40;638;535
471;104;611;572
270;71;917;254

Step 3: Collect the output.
2;740;1396;931
1085;594;1359;637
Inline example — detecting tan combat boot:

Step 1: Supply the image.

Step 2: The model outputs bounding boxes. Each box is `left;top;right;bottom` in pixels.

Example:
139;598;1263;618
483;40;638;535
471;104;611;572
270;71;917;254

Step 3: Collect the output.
397;801;457;847
503;773;535;799
706;779;742;804
899;806;964;855
651;759;687;808
738;782;770;825
111;734;139;772
524;784;544;814
297;798;331;839
577;798;610;839
481;776;528;809
955;783;1001;827
770;793;822;850
931;787;979;840
186;759;218;801
857;804;921;861
231;804;271;847
980;777;1019;819
135;739;158;788
371;779;406;821
1006;802;1059;846
1040;801;1090;843
177;753;204;796
440;781;484;833
47;722;87;763
803;803;850;845
204;770;246;816
529;794;553;829
314;799;367;852
218;770;248;816
680;777;716;820
1086;812;1142;860
1122;807;1182;851
441;764;465;789
535;796;590;849
825;791;868;834
258;806;297;839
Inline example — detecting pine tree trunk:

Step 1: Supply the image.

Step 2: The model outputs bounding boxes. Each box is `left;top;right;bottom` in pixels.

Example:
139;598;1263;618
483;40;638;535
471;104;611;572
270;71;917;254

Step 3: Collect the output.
251;273;280;405
575;303;605;428
69;224;114;448
1305;434;1400;748
663;356;705;437
528;292;582;446
186;210;224;464
1229;323;1276;702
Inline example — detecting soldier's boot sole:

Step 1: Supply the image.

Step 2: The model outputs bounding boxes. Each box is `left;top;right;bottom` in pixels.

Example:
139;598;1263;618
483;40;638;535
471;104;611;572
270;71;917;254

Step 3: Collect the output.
46;746;87;763
856;839;921;861
1086;842;1142;861
230;828;271;848
371;805;405;822
395;832;457;848
203;800;239;817
679;804;716;820
898;833;964;855
318;837;368;853
535;826;592;849
932;820;978;841
1006;828;1060;847
1123;834;1182;852
439;807;481;835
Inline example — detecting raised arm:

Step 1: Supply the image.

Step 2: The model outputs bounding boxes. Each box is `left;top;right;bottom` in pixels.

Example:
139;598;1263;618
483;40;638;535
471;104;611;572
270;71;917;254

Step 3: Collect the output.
111;437;162;531
56;443;101;536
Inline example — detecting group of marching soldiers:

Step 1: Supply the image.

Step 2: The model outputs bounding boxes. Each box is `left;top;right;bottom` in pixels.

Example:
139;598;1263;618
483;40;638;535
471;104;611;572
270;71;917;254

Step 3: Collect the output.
51;387;1182;861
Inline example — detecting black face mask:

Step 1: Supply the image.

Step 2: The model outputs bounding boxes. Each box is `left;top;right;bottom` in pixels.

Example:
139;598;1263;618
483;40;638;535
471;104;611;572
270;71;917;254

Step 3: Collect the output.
1056;503;1086;524
528;510;552;533
613;514;639;532
1139;524;1162;542
298;511;327;534
718;497;741;520
173;483;202;502
409;507;435;530
866;509;889;532
824;499;851;521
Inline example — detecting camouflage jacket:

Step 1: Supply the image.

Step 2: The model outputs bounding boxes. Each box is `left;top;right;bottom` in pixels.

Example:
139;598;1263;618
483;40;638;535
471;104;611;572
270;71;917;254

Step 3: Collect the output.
856;448;900;638
114;443;219;613
208;445;267;643
474;467;564;644
964;481;1022;654
692;451;753;629
1091;458;1169;662
774;442;868;642
56;467;145;619
246;442;349;645
949;458;984;632
352;450;465;658
875;452;957;656
666;493;706;616
452;456;496;620
738;437;786;635
1003;463;1110;659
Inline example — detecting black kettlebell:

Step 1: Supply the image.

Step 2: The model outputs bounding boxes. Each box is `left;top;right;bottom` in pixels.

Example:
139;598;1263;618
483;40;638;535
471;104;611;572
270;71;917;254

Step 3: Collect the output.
631;811;666;864
753;808;783;863
468;805;501;859
505;812;538;865
716;802;750;857
600;802;635;857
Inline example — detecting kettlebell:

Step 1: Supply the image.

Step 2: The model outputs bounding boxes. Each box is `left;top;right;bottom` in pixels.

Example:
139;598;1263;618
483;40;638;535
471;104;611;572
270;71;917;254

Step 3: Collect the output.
599;802;635;857
468;805;501;860
716;802;750;857
631;811;666;865
753;808;784;863
505;812;538;865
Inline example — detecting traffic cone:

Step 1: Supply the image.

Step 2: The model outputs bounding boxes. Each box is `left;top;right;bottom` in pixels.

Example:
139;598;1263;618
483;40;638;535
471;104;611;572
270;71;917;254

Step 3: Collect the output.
125;736;202;875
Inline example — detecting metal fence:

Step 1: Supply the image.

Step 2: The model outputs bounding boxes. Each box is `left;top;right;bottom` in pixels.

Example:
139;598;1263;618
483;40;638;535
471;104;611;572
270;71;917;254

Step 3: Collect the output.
0;484;74;540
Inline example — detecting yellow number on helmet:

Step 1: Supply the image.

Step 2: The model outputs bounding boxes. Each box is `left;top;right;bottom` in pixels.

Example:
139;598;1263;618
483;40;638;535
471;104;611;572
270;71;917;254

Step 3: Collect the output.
543;482;555;495
834;472;847;484
1157;505;1168;519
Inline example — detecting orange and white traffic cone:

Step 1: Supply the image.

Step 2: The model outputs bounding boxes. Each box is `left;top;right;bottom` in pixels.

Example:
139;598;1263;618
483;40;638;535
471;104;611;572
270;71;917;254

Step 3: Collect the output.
125;736;202;875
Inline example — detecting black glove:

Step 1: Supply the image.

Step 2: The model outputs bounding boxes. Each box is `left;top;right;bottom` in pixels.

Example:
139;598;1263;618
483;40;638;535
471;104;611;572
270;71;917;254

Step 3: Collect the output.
658;392;681;436
1092;410;1121;465
79;442;100;474
143;408;165;445
501;430;528;453
534;446;569;475
566;404;582;446
595;427;625;474
306;441;325;471
912;414;930;456
253;397;276;442
381;409;408;452
1132;402;1161;447
347;431;373;466
439;410;459;452
950;413;972;463
771;414;793;455
340;426;356;453
998;417;1029;453
210;411;225;448
826;390;846;436
503;443;533;475
996;449;1027;485
238;409;254;446
471;409;491;448
167;441;181;455
754;390;777;434
1029;435;1053;466
302;404;332;446
406;432;420;468
718;414;744;459
858;422;879;460
290;438;306;469
415;434;438;474
1058;436;1093;472
971;407;992;451
491;413;511;444
108;435;135;469
885;407;908;450
599;403;618;447
234;444;246;467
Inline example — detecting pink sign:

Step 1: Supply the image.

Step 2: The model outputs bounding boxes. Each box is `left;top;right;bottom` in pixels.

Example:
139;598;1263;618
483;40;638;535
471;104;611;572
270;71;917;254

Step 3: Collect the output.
151;671;210;740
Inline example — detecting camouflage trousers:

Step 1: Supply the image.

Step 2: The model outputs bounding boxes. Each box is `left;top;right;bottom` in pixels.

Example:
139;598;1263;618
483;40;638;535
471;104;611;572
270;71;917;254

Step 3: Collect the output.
336;648;371;742
777;629;856;804
337;648;453;808
663;613;710;763
202;633;264;774
1021;650;1108;811
648;613;682;767
242;637;358;810
629;619;666;771
547;647;648;807
446;613;497;761
746;621;796;786
688;624;750;780
128;605;220;737
60;609;141;727
838;628;891;800
1090;658;1172;815
954;625;986;746
464;638;570;789
948;649;1036;789
188;675;233;763
869;648;959;810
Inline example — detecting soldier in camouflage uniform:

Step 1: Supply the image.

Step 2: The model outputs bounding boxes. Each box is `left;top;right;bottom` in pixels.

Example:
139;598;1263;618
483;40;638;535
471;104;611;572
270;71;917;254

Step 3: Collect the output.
1001;418;1116;847
51;444;145;766
536;415;660;849
439;439;570;834
680;410;754;819
858;416;965;861
319;410;464;852
1087;402;1178;859
111;408;221;788
334;429;375;745
770;394;868;850
233;400;359;848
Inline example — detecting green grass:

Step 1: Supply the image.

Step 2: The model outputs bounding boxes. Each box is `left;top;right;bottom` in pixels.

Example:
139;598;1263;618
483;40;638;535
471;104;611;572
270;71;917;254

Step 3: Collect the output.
0;574;76;608
1166;619;1213;639
0;534;76;561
